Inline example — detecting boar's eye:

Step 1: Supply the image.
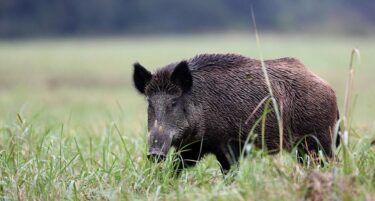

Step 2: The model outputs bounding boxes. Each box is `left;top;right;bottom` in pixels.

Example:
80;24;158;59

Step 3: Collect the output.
148;100;154;110
171;98;178;108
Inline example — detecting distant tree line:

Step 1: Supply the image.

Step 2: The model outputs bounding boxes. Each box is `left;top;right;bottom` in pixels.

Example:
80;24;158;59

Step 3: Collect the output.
0;0;374;38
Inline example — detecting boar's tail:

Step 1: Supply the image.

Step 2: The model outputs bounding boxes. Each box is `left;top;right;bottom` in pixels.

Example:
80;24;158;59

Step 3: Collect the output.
336;110;341;147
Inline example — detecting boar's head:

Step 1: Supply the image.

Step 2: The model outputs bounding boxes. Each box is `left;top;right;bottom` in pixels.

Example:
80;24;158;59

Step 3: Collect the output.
133;61;193;162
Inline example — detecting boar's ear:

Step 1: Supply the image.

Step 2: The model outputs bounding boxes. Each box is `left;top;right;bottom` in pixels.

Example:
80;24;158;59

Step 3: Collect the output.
171;61;192;93
133;62;152;94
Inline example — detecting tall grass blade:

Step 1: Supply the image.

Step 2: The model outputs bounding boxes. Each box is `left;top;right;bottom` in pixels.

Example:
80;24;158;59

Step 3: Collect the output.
250;6;284;152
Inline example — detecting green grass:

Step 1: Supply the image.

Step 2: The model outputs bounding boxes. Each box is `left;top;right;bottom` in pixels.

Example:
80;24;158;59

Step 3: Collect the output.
0;33;374;200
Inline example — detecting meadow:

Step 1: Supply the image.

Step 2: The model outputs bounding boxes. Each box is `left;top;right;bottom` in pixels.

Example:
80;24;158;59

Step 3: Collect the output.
0;33;374;200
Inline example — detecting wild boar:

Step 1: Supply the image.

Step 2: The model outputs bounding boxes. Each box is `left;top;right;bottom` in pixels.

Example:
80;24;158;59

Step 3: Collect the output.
133;53;339;173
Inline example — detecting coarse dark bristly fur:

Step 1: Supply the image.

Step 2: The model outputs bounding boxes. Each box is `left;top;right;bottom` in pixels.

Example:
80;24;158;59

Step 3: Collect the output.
133;53;339;173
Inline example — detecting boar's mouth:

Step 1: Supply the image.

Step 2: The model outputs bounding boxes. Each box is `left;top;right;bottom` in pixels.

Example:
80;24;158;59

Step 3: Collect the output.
147;129;173;162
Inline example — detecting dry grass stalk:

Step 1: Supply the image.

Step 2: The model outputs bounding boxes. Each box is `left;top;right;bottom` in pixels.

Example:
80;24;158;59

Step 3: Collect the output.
342;48;360;145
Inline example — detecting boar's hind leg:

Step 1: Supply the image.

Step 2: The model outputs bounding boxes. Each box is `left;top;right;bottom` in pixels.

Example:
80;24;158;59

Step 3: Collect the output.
214;141;242;174
296;131;333;164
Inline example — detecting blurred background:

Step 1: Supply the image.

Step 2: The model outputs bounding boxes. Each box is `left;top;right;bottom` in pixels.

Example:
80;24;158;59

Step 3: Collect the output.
0;0;374;129
1;0;375;37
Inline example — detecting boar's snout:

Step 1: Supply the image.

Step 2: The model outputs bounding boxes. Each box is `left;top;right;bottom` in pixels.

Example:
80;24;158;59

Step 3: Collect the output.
147;128;172;162
147;150;166;162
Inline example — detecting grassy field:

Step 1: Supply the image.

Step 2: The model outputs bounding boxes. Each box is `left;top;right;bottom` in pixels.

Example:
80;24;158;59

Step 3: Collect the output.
0;33;374;200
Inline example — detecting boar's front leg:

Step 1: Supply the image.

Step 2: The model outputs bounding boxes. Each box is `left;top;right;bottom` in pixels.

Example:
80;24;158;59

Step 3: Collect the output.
174;142;206;175
214;141;242;174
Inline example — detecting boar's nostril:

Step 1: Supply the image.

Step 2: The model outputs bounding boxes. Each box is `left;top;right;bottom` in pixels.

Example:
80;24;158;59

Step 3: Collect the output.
147;149;166;162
